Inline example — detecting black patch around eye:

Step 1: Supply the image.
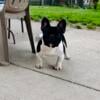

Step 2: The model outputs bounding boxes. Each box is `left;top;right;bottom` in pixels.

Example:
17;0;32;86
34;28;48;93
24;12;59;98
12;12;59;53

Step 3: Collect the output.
43;33;62;48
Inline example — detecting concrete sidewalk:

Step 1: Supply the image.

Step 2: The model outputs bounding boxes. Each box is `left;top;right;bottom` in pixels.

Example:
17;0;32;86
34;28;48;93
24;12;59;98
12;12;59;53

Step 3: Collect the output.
0;64;100;100
1;20;100;100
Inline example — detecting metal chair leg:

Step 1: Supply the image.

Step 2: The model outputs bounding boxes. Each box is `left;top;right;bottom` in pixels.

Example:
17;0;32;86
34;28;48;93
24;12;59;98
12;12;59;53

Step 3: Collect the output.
7;19;16;44
21;18;24;33
8;19;11;39
7;28;16;44
24;6;36;53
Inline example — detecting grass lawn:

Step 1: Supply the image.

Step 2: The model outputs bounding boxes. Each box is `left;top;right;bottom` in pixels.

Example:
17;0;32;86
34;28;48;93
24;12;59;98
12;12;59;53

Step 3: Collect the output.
30;6;100;27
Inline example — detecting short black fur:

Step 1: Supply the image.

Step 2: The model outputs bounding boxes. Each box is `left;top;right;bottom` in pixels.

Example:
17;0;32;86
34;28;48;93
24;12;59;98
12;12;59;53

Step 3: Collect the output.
37;39;42;53
37;17;67;52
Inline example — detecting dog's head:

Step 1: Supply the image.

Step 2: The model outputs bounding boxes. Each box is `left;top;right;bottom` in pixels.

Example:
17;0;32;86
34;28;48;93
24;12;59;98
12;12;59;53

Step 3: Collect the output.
41;17;67;47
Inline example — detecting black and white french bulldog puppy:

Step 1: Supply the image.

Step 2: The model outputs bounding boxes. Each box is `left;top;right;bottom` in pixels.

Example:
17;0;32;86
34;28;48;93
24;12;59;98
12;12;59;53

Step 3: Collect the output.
36;17;70;70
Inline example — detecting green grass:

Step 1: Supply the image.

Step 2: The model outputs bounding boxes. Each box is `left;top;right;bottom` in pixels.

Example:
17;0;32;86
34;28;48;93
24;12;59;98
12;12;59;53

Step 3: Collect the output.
30;6;100;26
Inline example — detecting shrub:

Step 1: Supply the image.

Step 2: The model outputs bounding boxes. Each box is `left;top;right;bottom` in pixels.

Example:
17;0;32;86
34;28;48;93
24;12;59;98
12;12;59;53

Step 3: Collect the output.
87;24;96;29
75;24;83;29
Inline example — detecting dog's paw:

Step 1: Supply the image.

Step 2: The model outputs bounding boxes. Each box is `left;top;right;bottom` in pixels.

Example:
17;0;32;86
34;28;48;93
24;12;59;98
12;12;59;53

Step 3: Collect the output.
64;53;71;60
65;56;70;60
64;54;71;60
35;63;43;69
53;66;62;71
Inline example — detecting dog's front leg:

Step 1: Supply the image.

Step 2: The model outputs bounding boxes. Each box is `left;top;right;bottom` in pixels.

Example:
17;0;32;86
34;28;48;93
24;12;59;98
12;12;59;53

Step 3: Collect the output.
54;42;64;70
36;53;43;69
55;54;64;70
35;39;43;69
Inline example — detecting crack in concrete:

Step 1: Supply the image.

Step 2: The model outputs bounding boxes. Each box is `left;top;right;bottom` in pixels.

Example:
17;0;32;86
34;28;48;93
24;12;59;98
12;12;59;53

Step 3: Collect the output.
10;62;100;93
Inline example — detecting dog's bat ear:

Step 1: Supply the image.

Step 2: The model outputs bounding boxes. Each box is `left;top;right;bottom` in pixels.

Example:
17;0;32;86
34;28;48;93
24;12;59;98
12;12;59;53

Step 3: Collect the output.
57;19;67;34
41;17;50;30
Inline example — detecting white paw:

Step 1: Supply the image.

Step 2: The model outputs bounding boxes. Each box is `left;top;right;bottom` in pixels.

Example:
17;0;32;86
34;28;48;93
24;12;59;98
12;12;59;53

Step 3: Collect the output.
53;66;62;71
35;63;43;69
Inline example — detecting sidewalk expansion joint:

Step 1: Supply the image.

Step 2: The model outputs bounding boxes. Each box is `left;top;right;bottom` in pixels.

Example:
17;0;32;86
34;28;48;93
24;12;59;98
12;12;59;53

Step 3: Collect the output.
10;62;100;93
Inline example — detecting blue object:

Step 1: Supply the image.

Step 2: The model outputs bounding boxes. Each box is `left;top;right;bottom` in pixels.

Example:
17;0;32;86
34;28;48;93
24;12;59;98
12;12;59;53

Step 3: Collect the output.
0;0;5;4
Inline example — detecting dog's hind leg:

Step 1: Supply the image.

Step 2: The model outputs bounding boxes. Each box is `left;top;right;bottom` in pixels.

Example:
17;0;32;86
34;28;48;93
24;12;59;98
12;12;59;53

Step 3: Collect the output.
61;35;70;60
63;45;70;60
35;39;43;69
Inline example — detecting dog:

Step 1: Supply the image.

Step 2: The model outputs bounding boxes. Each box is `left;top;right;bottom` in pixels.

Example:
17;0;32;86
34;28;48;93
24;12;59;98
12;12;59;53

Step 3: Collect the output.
35;17;70;70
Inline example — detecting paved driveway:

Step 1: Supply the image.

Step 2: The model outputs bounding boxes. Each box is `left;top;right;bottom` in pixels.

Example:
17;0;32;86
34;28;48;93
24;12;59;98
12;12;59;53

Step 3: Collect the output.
4;20;100;100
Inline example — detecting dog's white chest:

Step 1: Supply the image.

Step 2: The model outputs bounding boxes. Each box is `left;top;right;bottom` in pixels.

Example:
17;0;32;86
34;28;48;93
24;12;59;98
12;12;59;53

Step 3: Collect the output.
41;45;57;55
